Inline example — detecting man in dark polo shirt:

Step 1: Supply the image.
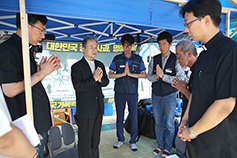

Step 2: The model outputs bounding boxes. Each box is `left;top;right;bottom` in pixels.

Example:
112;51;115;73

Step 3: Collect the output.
178;0;237;158
0;13;61;158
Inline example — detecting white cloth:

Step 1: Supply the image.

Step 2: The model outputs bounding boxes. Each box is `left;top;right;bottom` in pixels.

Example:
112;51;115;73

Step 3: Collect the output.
84;56;95;74
0;86;12;137
0;87;12;158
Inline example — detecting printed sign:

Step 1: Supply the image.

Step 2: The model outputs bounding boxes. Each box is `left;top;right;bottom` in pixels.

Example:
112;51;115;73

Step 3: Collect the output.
45;41;137;52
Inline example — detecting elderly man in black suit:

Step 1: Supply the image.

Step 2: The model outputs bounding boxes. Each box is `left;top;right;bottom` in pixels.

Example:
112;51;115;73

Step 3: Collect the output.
71;36;109;158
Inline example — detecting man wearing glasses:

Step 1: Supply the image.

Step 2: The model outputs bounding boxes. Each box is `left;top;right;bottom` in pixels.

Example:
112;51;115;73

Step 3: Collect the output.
178;0;237;158
109;34;147;151
0;13;61;158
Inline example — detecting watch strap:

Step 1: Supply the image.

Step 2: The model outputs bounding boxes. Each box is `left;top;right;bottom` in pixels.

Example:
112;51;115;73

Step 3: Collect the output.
188;128;197;139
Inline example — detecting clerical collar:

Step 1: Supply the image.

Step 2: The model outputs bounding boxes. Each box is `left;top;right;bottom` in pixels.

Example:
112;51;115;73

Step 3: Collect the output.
203;31;223;51
202;45;207;51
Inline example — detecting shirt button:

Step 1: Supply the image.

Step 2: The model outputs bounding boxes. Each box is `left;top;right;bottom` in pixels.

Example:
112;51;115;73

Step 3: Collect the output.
96;97;98;99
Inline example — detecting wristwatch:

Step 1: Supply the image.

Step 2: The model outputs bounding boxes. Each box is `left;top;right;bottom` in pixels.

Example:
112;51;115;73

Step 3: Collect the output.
188;128;198;139
33;147;40;158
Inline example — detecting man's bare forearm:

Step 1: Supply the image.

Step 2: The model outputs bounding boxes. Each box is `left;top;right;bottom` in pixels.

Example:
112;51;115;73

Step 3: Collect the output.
0;124;37;158
2;70;46;98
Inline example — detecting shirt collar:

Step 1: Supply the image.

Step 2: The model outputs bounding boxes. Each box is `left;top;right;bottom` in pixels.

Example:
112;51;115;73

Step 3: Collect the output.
12;33;22;43
203;31;223;51
84;56;94;64
12;33;35;50
162;51;171;59
122;51;134;60
190;62;196;72
202;45;207;51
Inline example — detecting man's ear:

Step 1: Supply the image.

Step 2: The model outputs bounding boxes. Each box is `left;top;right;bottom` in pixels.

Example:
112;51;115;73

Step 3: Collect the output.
187;50;192;56
186;50;193;59
169;42;173;47
204;15;212;26
28;23;32;31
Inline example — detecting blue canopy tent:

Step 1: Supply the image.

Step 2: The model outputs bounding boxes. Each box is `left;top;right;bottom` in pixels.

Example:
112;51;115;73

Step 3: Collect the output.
0;0;187;43
0;0;236;119
221;0;237;40
1;0;237;42
0;0;188;120
1;0;237;43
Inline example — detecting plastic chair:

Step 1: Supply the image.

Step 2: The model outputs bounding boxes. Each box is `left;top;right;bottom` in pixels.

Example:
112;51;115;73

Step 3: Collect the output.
61;123;77;148
47;123;78;158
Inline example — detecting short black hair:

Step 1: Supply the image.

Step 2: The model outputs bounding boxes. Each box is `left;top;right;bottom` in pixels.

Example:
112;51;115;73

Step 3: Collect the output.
121;34;135;46
16;13;47;29
179;0;221;27
82;36;98;48
157;32;173;44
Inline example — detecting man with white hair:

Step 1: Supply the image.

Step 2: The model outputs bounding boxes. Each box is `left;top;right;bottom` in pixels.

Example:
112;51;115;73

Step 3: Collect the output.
172;40;198;118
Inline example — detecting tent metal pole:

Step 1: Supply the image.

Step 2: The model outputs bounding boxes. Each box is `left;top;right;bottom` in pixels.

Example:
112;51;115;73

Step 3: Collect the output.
19;0;34;121
229;0;237;7
226;12;230;37
148;43;152;98
230;28;237;38
98;23;110;40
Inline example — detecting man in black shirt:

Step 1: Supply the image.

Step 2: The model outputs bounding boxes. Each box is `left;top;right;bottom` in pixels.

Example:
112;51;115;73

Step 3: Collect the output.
172;40;197;118
178;0;237;158
0;13;61;158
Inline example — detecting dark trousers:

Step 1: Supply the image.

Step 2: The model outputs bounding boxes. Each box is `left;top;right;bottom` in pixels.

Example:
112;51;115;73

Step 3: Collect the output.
186;142;202;158
37;132;47;158
75;107;102;158
115;93;138;144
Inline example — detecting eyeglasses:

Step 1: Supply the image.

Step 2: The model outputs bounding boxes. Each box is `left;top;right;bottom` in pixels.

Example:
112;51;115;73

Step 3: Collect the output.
123;45;132;49
29;23;46;34
176;54;181;60
184;17;203;28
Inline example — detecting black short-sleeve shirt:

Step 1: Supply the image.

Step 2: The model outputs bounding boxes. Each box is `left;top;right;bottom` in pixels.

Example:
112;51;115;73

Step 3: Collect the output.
181;63;195;118
0;34;52;134
188;32;237;158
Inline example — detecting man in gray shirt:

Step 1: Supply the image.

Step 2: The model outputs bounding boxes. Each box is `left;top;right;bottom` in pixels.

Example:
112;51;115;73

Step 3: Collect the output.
147;32;185;157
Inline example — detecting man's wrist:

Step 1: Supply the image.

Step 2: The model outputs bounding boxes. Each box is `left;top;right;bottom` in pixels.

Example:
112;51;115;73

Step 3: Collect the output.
32;147;39;158
188;128;198;139
38;70;47;80
161;74;164;80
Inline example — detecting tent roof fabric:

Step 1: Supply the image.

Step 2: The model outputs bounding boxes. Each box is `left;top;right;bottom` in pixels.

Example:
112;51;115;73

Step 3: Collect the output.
0;0;236;43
